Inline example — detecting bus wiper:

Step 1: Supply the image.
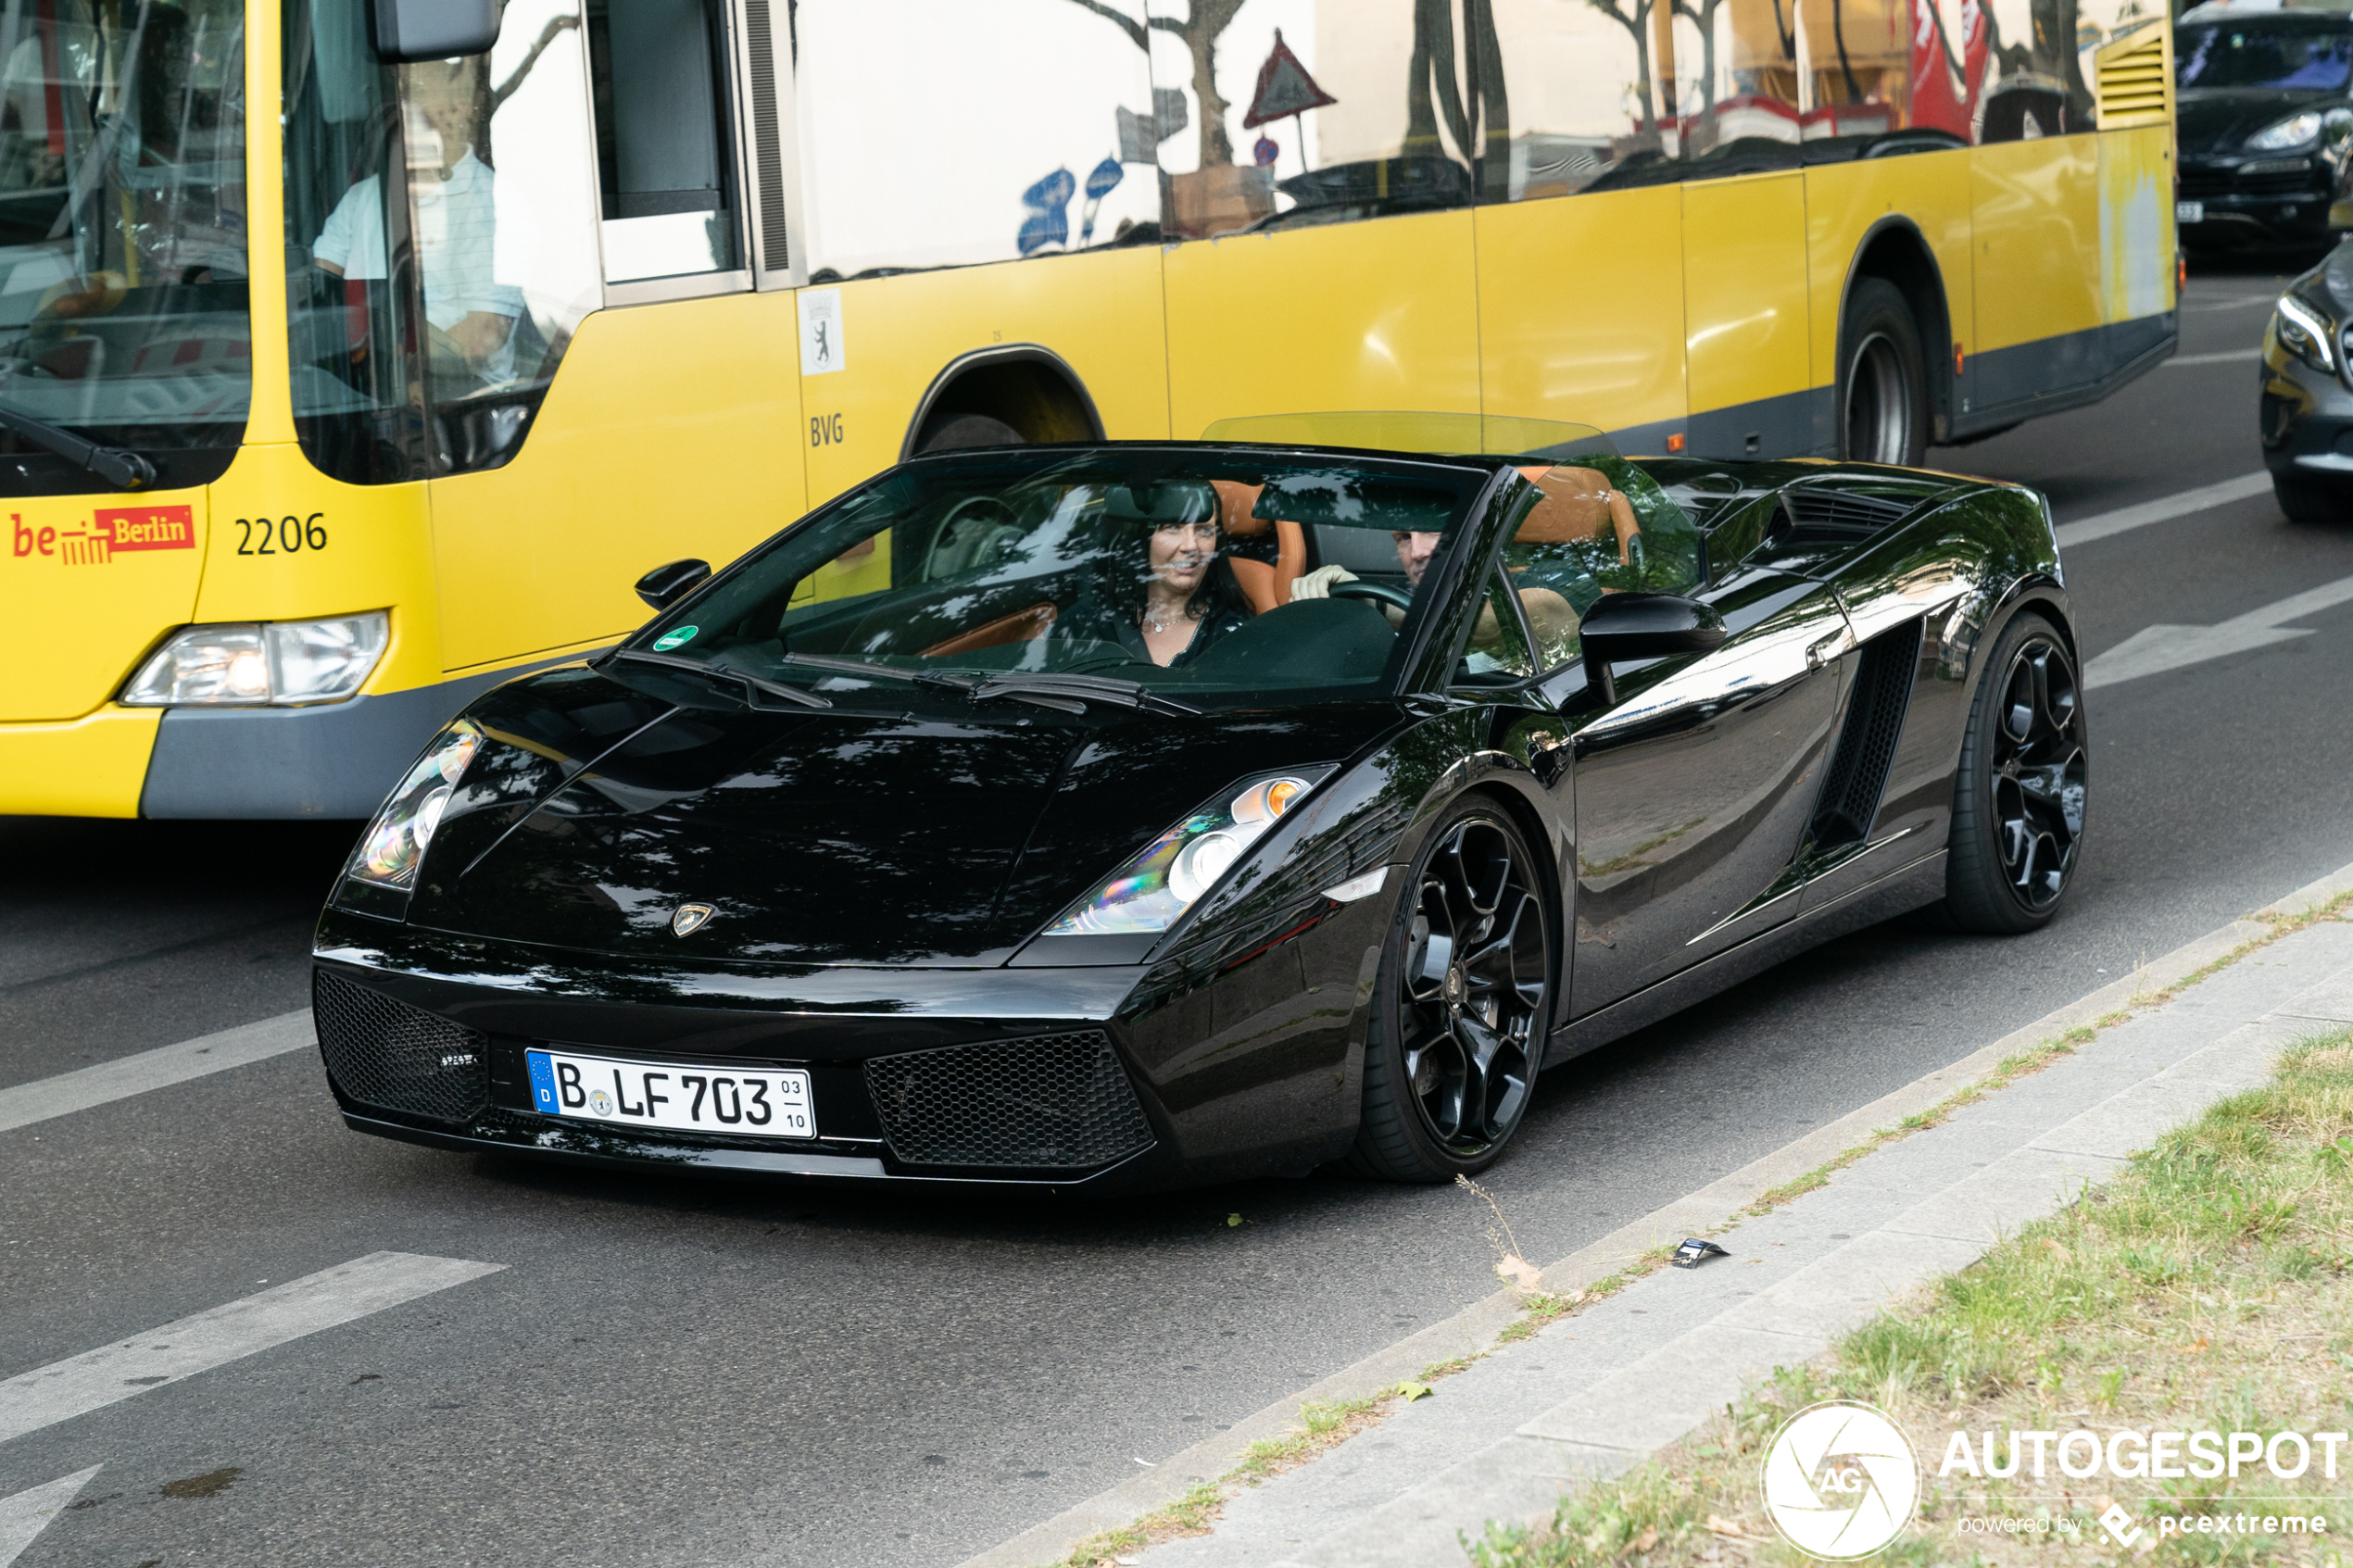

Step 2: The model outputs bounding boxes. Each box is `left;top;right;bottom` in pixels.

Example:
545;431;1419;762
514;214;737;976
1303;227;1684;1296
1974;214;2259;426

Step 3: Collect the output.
968;671;1200;716
774;651;981;692
0;398;156;491
608;648;831;709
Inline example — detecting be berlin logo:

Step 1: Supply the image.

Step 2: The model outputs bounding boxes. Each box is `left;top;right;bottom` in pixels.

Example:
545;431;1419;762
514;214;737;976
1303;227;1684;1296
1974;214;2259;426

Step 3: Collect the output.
1755;1400;2337;1559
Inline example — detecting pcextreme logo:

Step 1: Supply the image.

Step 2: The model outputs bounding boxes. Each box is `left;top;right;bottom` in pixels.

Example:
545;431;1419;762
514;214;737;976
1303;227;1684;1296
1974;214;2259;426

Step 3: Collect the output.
1760;1400;1921;1560
13;506;195;566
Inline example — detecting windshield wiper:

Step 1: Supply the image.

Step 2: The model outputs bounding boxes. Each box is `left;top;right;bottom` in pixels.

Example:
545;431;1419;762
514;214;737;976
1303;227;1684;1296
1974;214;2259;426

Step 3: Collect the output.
607;648;831;709
774;651;982;693
968;671;1201;716
0;398;156;491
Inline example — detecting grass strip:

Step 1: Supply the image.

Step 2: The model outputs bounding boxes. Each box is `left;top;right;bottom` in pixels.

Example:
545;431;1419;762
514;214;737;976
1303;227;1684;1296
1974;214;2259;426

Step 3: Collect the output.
1470;1023;2353;1568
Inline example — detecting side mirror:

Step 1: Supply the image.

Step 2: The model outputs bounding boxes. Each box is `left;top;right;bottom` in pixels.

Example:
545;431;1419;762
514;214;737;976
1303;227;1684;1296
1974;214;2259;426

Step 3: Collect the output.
371;0;500;61
1578;592;1728;709
635;558;711;610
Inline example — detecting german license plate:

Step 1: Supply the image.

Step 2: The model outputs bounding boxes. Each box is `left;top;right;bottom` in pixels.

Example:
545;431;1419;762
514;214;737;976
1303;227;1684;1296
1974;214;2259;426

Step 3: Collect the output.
525;1048;815;1139
2177;199;2204;224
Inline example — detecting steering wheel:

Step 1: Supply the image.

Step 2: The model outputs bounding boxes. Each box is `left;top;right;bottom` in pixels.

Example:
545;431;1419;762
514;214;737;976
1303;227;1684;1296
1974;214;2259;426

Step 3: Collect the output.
922;495;1019;579
1329;579;1415;613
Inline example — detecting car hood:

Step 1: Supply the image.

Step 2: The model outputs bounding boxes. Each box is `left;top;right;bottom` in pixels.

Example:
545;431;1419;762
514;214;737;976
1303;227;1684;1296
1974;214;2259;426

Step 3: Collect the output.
2178;88;2336;156
407;673;1393;967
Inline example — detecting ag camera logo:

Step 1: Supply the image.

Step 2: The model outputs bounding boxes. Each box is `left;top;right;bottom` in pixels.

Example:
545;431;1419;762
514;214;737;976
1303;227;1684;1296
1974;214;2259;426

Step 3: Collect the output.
1761;1400;1919;1559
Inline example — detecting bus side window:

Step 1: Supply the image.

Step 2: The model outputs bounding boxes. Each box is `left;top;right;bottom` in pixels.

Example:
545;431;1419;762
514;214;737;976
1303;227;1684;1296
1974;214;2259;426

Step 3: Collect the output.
585;0;742;283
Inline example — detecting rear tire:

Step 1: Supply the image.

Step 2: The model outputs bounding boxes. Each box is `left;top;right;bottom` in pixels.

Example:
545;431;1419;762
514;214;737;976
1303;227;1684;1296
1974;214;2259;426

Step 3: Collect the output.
2273;470;2348;523
1350;798;1554;1183
918;413;1025;453
1839;278;1930;468
1943;611;2087;934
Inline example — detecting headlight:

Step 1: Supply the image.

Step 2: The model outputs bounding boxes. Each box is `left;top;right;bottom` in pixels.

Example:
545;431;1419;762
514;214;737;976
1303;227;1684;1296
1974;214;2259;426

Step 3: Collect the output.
1045;767;1335;935
2248;109;2323;151
348;720;484;890
2276;293;2336;372
121;611;388;706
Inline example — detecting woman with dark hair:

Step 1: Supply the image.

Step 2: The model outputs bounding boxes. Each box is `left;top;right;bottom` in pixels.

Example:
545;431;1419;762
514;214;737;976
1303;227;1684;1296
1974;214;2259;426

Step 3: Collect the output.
1061;484;1253;668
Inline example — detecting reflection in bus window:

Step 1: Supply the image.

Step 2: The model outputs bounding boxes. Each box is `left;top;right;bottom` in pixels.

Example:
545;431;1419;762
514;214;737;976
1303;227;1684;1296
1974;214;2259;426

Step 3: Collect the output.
1491;0;1680;195
795;0;1156;279
0;0;248;494
1149;5;1496;236
283;0;599;483
585;0;742;282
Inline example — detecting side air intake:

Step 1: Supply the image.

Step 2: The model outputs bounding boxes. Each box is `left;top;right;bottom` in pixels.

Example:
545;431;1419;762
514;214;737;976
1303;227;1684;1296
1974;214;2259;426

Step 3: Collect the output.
864;1032;1153;1171
1811;620;1924;848
314;971;490;1123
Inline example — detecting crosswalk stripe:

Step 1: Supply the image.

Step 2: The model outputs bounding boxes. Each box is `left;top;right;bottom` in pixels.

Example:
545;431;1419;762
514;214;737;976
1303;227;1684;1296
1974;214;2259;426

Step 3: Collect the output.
0;1253;502;1446
2052;471;2273;550
0;1467;100;1568
0;1010;313;1135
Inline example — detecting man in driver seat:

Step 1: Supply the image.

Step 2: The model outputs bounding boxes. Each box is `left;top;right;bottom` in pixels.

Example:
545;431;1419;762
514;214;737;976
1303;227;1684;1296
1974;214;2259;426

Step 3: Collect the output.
1289;465;1634;659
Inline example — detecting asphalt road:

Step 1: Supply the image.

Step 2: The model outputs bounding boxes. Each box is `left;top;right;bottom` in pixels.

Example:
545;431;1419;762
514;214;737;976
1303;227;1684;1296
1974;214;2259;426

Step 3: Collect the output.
6;261;2348;1568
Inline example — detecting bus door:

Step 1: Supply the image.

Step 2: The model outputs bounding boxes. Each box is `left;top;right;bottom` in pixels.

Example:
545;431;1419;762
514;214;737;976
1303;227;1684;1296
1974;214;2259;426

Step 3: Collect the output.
1673;0;1815;459
1154;9;1481;439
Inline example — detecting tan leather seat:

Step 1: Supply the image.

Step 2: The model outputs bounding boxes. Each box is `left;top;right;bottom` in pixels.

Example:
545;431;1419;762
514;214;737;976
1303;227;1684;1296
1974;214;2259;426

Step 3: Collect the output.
1514;465;1639;564
1213;479;1305;614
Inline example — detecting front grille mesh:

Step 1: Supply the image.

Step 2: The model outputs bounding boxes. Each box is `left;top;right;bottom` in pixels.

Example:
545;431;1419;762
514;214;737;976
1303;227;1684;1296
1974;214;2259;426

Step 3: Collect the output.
863;1032;1153;1171
314;971;490;1124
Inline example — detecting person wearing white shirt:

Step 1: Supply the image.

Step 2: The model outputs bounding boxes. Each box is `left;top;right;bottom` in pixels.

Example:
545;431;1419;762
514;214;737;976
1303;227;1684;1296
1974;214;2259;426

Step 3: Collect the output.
312;60;524;384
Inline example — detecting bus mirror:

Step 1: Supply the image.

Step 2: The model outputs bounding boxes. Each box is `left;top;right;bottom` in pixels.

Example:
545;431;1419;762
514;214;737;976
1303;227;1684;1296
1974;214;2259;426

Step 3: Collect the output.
371;0;500;61
635;558;711;610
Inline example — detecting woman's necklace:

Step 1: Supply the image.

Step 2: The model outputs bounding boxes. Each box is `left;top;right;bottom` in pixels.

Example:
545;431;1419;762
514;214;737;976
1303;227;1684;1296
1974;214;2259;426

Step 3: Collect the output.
1143;596;1181;634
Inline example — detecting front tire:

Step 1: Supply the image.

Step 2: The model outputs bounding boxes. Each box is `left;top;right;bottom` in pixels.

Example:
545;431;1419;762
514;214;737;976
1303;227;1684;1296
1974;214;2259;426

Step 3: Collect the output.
1350;799;1554;1183
2273;470;2348;523
1943;612;2087;933
1839;278;1930;468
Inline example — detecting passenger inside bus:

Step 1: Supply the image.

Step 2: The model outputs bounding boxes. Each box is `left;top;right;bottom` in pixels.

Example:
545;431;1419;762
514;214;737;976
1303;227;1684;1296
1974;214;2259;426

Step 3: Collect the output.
311;58;522;384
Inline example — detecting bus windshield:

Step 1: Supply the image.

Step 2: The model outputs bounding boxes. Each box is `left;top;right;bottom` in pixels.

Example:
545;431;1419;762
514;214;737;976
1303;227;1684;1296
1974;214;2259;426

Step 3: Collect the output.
629;451;1496;707
2178;19;2353;92
0;0;247;491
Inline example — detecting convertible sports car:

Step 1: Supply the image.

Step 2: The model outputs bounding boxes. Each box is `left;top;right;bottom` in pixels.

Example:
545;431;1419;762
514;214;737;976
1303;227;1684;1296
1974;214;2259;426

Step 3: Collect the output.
311;413;2087;1190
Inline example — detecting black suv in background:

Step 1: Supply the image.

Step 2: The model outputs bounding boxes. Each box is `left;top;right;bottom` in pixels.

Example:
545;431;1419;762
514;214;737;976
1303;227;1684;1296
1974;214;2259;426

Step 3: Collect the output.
2177;6;2353;252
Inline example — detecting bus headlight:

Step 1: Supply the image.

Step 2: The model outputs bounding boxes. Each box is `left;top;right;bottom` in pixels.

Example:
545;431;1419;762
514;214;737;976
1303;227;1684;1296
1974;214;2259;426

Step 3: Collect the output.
121;611;388;706
348;720;484;890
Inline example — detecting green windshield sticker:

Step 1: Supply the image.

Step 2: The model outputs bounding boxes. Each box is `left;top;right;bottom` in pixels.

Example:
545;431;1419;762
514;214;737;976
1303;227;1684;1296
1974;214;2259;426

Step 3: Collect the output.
653;626;698;651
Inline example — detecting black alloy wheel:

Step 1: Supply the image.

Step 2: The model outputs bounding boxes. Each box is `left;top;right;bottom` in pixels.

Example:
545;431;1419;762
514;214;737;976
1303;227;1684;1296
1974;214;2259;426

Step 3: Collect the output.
1351;799;1554;1182
1838;277;1929;468
1944;613;2088;933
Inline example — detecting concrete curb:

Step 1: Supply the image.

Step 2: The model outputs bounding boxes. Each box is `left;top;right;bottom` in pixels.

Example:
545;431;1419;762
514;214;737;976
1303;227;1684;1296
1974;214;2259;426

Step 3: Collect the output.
953;862;2353;1568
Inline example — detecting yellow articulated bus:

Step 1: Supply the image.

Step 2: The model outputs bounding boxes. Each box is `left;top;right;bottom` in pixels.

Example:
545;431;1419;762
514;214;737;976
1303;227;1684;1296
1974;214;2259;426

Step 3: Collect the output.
2;0;2175;819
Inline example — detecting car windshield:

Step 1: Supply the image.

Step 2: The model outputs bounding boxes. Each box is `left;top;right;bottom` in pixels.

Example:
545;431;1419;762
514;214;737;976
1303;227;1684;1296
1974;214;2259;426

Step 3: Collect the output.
2178;20;2353;91
0;0;247;484
631;449;1501;706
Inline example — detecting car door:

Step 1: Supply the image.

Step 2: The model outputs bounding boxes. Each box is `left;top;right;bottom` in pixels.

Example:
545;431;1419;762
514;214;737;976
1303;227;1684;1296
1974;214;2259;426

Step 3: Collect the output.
1567;564;1854;1016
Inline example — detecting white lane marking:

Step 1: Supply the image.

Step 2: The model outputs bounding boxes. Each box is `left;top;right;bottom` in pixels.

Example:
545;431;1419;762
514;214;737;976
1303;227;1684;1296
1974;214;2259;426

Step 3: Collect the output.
0;1252;502;1445
0;1010;312;1135
2162;349;2261;367
2053;471;2272;550
2085;571;2353;689
0;1467;100;1568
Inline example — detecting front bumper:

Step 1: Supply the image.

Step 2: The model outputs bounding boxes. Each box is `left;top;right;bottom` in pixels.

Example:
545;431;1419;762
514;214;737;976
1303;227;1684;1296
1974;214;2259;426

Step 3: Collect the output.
311;897;1385;1193
2259;339;2353;482
2180;159;2335;246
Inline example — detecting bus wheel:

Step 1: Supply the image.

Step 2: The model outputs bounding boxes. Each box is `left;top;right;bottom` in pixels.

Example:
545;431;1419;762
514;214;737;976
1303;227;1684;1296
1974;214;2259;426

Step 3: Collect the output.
918;413;1026;453
1840;278;1928;468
